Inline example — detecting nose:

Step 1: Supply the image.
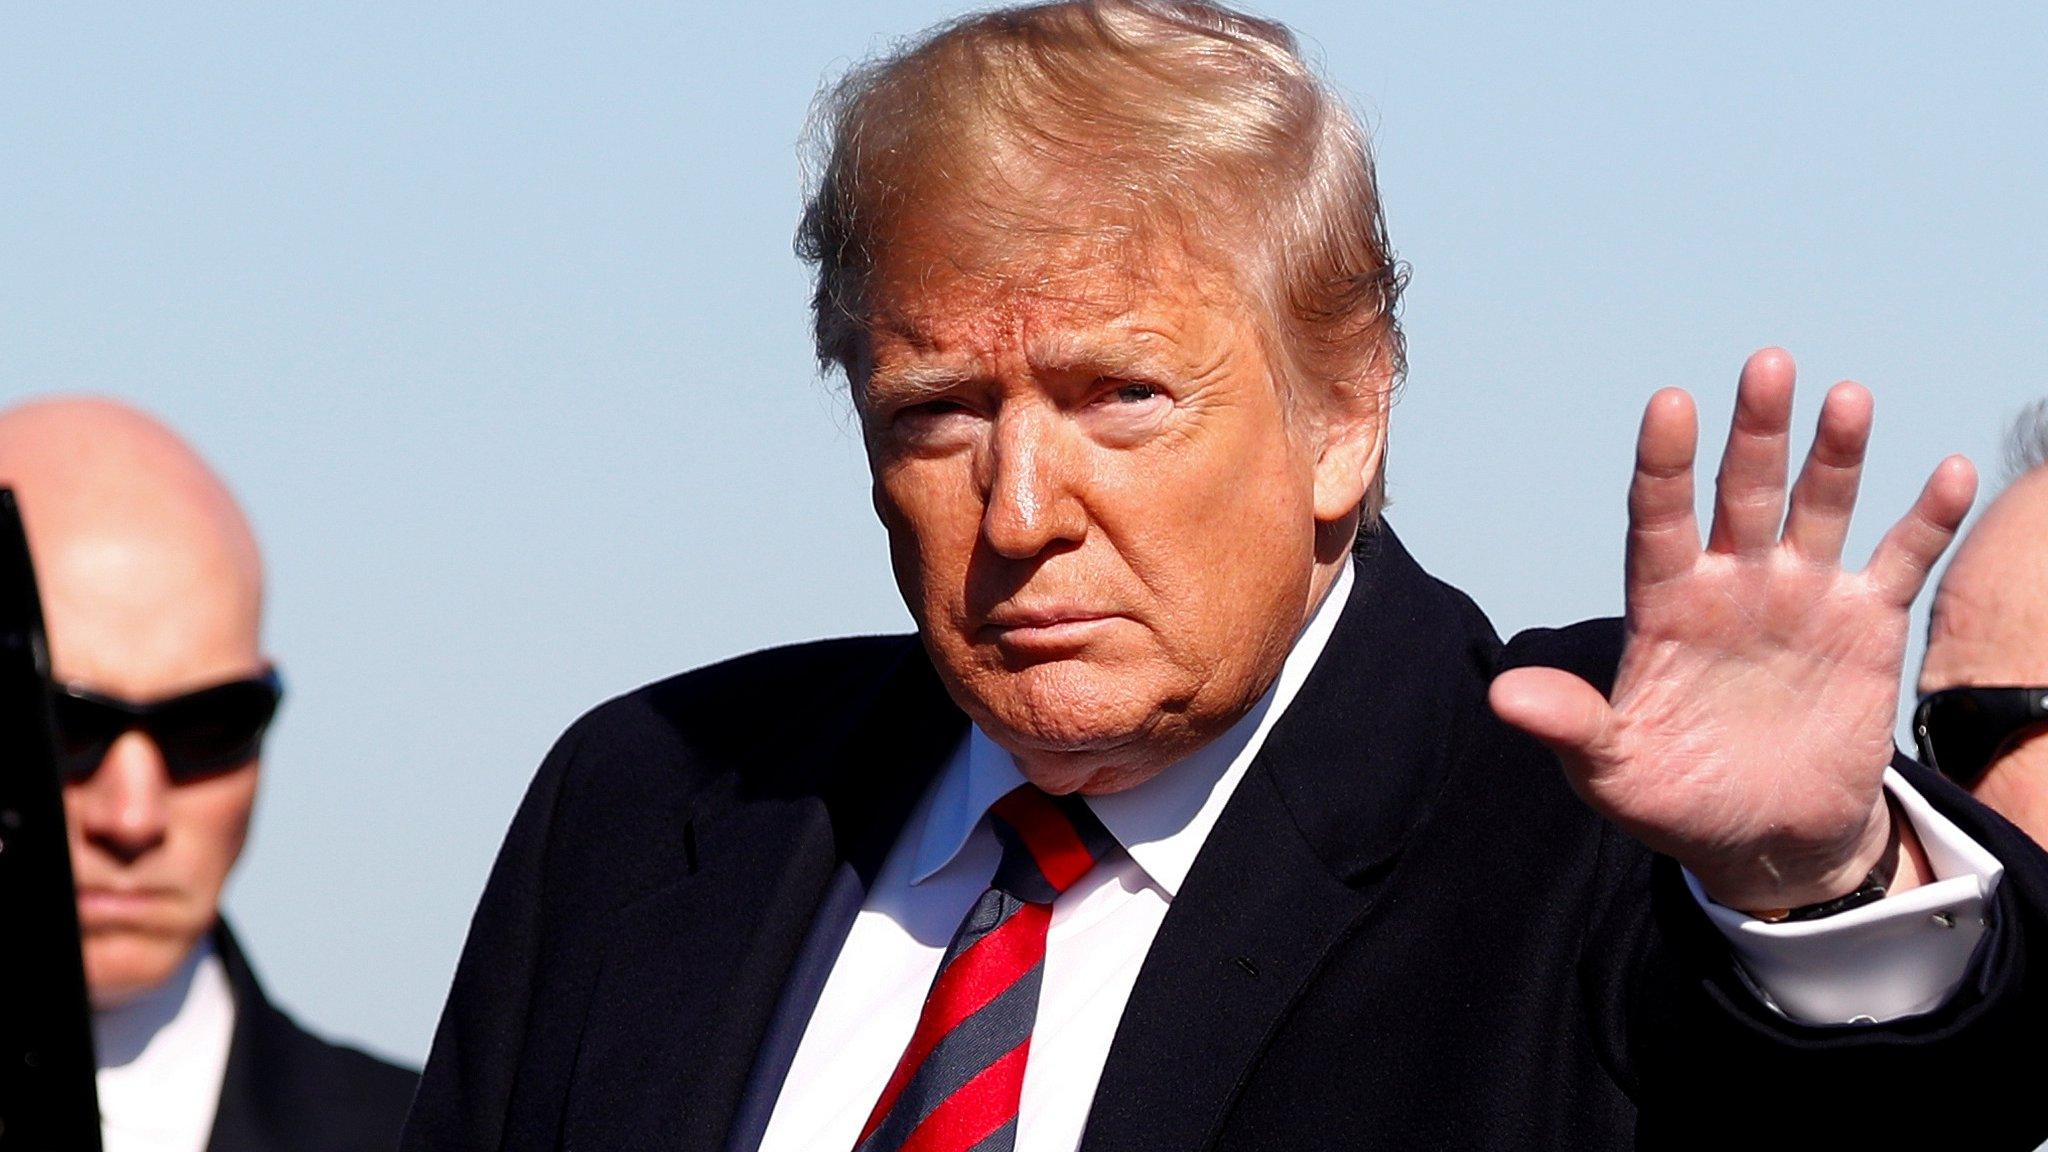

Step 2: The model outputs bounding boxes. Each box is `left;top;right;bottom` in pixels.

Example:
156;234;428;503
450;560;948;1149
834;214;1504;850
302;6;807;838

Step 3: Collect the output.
979;405;1087;559
68;732;172;864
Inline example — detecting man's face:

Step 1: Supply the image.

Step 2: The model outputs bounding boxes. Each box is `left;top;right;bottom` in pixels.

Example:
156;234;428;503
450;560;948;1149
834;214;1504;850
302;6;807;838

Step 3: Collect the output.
1919;471;2048;843
47;524;263;1007
859;222;1378;793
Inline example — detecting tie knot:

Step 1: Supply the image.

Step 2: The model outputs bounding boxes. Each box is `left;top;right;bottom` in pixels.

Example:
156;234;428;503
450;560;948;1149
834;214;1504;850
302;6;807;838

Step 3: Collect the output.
986;785;1113;904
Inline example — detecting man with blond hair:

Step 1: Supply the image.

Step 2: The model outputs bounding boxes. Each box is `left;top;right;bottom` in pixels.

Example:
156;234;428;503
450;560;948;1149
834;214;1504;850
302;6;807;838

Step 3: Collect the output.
0;398;417;1152
407;3;2048;1149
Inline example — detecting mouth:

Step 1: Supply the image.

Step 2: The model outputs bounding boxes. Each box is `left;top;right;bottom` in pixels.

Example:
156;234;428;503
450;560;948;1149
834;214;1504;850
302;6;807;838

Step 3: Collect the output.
978;606;1124;652
76;887;175;925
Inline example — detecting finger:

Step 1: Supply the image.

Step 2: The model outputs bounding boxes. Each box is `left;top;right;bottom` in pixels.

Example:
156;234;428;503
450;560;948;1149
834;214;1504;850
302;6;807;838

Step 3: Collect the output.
1865;454;1978;606
1781;380;1873;563
1626;388;1701;588
1707;348;1796;555
1489;666;1619;784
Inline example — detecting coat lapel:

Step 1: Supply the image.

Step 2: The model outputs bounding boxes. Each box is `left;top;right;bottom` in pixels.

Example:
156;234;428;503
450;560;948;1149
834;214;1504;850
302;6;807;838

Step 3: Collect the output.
1080;771;1382;1152
561;796;842;1152
1081;528;1477;1152
204;926;279;1152
561;638;966;1152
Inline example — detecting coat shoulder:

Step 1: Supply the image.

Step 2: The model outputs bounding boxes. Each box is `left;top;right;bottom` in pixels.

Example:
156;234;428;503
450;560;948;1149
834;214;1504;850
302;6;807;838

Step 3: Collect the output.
560;633;923;766
1497;616;1626;696
514;633;936;872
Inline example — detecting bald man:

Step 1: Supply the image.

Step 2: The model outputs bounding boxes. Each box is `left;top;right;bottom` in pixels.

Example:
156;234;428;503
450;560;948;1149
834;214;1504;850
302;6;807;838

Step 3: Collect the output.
0;398;416;1152
1918;403;2048;847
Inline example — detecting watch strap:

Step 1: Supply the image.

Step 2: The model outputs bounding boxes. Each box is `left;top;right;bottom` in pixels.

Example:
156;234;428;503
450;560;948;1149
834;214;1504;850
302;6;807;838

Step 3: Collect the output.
1755;791;1904;924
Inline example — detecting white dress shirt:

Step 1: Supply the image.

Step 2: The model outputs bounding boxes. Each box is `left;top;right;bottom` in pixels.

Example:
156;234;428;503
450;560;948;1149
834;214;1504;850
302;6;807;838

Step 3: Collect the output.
94;938;235;1152
756;562;2003;1152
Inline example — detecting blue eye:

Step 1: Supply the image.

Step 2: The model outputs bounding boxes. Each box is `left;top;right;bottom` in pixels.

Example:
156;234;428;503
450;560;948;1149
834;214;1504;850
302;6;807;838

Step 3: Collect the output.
1113;382;1159;404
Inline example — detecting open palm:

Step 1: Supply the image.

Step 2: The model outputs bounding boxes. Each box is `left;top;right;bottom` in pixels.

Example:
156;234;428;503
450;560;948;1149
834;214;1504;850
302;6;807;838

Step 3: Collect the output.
1491;349;1976;911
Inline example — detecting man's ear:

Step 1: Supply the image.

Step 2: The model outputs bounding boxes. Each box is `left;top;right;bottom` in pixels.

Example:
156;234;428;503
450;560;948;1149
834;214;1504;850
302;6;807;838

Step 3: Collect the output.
1311;372;1390;524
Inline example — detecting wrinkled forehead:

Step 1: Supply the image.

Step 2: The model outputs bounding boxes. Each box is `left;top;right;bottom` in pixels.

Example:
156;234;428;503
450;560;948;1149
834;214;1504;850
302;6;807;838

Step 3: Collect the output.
869;216;1149;327
857;214;1255;390
1922;597;2048;692
1923;483;2048;688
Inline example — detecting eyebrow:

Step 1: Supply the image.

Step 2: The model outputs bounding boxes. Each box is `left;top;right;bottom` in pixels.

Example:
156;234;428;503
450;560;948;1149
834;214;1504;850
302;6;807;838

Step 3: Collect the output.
862;361;981;405
1022;332;1173;381
862;328;1178;403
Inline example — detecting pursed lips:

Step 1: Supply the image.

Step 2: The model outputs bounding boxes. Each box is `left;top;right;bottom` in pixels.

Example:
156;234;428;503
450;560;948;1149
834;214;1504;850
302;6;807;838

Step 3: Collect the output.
76;885;178;923
976;604;1124;650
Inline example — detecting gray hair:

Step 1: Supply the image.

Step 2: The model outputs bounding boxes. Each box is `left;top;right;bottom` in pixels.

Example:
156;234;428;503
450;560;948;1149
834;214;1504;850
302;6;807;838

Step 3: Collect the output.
2005;399;2048;483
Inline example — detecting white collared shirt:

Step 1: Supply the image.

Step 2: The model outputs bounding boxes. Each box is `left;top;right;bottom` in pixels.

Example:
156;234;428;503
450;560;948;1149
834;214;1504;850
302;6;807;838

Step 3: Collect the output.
94;938;236;1152
755;562;2001;1152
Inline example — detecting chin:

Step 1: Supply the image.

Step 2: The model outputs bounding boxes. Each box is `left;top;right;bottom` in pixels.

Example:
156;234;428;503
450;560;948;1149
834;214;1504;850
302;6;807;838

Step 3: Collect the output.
84;933;198;1009
967;658;1181;756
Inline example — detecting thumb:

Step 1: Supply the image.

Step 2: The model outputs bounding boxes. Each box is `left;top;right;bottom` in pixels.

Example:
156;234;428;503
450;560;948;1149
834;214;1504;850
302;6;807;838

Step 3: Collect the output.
1488;666;1619;779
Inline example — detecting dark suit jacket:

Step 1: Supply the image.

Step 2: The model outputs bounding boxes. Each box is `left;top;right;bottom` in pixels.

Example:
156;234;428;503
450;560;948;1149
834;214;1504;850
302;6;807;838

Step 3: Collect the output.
206;924;419;1152
401;528;2048;1150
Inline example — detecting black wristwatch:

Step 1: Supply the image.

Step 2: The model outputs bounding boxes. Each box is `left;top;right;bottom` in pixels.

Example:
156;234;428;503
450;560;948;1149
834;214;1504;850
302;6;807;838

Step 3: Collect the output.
1755;793;1904;923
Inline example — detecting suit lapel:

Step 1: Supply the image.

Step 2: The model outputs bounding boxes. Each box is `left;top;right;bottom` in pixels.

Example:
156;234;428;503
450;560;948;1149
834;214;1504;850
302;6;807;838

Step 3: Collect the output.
561;639;966;1152
204;926;277;1152
560;796;842;1152
1080;770;1381;1152
1081;528;1475;1152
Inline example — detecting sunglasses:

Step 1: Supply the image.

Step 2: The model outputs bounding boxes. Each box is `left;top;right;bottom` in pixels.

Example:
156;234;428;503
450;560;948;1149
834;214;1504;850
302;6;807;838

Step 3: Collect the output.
51;668;284;784
1912;686;2048;788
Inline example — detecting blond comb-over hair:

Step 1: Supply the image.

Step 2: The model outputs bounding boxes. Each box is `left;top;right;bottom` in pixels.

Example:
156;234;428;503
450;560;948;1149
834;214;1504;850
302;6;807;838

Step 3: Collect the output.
797;0;1408;522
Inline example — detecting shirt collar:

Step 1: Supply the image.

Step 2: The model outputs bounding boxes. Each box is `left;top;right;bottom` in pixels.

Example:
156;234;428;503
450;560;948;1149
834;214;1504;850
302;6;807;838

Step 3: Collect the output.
910;559;1356;897
94;936;236;1141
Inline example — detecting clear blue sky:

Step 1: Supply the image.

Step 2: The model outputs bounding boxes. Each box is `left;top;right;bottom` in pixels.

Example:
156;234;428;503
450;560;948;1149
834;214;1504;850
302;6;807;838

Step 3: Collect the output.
4;3;2043;1064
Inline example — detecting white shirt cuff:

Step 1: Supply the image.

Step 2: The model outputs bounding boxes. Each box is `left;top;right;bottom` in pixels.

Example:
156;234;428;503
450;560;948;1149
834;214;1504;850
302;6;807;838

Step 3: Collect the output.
1683;767;2004;1025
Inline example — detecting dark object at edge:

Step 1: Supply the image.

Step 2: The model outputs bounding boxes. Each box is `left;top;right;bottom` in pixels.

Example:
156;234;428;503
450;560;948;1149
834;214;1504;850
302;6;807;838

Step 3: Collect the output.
0;488;102;1151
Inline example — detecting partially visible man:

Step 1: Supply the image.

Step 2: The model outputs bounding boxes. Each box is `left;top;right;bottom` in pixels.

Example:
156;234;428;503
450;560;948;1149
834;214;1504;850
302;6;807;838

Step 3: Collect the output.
1918;402;2048;845
0;398;417;1152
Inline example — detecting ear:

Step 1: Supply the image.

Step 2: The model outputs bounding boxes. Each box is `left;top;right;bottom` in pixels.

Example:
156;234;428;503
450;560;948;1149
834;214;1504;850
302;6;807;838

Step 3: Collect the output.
1311;370;1390;524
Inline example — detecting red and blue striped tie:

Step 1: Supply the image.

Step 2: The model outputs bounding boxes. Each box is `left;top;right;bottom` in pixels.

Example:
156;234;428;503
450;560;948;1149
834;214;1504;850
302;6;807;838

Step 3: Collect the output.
854;785;1115;1152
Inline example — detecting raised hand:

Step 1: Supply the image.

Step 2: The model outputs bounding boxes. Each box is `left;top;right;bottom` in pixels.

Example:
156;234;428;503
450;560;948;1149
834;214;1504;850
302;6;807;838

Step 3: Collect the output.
1489;348;1976;912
